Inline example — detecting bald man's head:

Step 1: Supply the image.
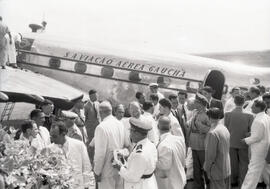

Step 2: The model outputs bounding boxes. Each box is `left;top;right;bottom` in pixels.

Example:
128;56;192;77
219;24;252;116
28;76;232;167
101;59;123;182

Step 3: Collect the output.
158;116;171;132
99;101;112;120
187;97;196;111
128;101;141;118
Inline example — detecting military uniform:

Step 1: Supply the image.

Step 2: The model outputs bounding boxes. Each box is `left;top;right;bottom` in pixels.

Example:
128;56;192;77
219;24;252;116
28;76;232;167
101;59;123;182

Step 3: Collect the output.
119;138;158;189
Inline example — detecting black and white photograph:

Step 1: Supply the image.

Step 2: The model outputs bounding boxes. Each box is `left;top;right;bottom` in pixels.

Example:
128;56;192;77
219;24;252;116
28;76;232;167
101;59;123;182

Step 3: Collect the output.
0;0;270;188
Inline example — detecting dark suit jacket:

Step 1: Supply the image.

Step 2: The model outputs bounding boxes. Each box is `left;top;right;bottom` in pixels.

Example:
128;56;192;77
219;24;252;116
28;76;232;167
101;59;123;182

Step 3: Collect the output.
266;146;270;164
210;98;224;119
204;124;231;180
224;107;253;148
171;107;187;142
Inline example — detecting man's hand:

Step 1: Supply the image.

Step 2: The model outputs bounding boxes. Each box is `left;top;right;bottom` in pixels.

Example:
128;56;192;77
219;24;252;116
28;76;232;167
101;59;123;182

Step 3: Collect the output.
241;138;246;145
94;173;101;182
245;132;251;137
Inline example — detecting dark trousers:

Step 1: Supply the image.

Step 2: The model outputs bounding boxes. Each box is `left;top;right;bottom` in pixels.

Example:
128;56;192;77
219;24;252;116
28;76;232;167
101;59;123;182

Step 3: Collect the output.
230;148;249;186
192;150;210;189
210;177;231;189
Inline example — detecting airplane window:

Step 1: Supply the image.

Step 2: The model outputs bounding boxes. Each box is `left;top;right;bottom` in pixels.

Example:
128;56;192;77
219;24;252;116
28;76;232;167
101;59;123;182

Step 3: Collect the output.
186;81;201;93
157;76;171;87
129;71;142;82
49;58;61;69
101;67;114;78
74;62;87;73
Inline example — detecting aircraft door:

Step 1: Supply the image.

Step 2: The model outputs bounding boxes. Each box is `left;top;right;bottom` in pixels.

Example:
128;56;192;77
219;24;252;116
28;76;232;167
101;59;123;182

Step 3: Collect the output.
203;70;225;100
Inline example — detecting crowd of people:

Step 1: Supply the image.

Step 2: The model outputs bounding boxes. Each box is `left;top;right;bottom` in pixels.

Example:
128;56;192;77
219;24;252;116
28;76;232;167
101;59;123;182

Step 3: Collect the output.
1;82;270;189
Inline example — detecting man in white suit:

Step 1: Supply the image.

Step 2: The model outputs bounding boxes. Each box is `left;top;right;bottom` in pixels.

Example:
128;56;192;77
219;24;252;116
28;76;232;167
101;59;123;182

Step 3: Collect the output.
241;100;270;189
50;121;95;189
156;116;186;189
94;101;127;189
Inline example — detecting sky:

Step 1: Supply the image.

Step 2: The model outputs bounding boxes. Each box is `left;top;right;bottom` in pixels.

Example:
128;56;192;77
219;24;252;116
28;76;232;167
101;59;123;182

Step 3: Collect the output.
1;0;270;53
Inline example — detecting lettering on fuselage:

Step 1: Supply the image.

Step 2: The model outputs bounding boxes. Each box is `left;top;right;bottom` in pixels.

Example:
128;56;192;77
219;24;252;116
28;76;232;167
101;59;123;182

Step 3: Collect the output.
63;51;186;78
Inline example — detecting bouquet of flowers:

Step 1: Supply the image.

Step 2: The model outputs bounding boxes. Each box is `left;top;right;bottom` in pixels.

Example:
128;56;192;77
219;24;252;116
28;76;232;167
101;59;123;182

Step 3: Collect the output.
0;138;76;189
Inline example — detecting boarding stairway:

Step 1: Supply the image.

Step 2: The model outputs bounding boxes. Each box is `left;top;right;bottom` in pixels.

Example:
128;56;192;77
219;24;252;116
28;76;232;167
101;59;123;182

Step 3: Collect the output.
0;102;15;122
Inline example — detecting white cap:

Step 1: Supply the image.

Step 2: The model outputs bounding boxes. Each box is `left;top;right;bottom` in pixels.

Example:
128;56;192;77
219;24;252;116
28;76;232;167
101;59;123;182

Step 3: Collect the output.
61;111;78;119
149;83;158;87
129;116;152;131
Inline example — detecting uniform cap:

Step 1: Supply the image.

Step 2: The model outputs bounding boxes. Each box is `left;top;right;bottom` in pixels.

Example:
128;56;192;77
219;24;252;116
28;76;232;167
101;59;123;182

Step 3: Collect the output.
129;116;152;131
149;83;158;87
195;93;209;107
61;111;78;119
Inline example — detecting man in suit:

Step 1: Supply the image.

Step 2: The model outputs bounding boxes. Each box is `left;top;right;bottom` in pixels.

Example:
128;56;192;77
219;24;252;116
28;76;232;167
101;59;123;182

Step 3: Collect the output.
200;86;224;119
241;100;270;189
84;89;100;162
50;121;95;189
224;95;253;187
159;98;184;138
224;87;240;113
244;86;261;114
168;94;187;142
41;99;55;131
94;101;126;189
204;108;231;189
156;116;186;189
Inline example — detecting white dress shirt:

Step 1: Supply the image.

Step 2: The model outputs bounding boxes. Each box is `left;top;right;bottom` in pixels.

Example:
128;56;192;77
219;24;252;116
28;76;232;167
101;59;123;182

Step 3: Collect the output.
168;113;184;137
224;97;235;113
244;96;262;114
142;112;159;145
153;103;160;120
62;137;94;188
38;126;51;146
156;133;186;189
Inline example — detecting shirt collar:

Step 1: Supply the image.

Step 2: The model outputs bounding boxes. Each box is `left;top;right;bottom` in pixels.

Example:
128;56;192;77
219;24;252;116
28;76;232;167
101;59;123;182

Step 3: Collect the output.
255;111;266;118
159;132;171;142
136;137;148;146
103;115;113;121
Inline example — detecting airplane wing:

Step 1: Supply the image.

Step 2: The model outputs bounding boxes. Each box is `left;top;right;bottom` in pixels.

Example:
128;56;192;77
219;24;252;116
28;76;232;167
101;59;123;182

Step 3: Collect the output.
0;67;85;110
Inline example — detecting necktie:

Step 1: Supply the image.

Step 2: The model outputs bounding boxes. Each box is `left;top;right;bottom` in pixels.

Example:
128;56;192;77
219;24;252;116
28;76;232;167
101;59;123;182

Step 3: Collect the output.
182;105;187;121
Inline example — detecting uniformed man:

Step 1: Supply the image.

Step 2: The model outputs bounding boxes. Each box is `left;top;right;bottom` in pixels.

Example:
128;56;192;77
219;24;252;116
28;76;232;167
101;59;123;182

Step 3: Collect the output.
148;83;164;101
189;93;211;189
61;110;83;141
113;116;158;189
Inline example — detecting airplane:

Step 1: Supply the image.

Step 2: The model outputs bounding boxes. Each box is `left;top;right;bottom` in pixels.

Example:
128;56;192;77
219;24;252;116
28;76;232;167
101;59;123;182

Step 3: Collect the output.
13;32;270;106
0;66;86;124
